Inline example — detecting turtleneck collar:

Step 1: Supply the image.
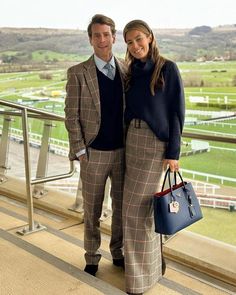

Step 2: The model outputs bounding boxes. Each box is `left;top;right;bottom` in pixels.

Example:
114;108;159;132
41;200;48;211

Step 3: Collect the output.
131;58;155;77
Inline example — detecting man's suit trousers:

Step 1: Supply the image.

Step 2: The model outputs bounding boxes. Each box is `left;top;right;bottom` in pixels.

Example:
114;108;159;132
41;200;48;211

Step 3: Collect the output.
80;147;125;265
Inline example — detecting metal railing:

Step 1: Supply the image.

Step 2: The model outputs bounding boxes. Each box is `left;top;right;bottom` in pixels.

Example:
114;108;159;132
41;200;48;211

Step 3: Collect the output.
182;131;236;144
0;99;75;235
1;99;236;234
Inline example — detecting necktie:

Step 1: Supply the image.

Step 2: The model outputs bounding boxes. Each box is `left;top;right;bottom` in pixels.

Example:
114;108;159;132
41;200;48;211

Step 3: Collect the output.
104;63;114;80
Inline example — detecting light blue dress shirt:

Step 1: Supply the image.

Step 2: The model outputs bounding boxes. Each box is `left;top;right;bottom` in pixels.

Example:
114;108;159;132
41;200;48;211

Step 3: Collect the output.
94;54;116;78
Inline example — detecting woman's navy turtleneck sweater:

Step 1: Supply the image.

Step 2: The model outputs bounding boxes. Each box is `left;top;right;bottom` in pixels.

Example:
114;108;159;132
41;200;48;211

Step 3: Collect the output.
125;59;185;160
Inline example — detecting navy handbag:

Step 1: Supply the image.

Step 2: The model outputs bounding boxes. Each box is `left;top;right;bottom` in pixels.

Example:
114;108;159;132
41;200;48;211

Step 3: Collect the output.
153;168;203;235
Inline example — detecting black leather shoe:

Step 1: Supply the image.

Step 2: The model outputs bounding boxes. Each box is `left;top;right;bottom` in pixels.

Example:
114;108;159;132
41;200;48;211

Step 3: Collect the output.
84;264;98;276
113;258;125;269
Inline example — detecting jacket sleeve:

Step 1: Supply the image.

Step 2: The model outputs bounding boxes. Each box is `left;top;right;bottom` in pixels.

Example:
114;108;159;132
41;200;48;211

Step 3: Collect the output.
64;67;86;161
165;61;185;160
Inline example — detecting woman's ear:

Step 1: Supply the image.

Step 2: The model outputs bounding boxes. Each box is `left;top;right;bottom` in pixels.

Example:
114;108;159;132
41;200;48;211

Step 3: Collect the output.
148;34;153;43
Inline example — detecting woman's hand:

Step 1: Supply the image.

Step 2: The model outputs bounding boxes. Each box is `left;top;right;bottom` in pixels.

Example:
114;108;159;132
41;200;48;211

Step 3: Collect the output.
163;159;179;172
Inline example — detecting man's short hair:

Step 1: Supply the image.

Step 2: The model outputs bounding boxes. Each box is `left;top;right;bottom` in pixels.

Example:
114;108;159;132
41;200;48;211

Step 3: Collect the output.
87;14;116;37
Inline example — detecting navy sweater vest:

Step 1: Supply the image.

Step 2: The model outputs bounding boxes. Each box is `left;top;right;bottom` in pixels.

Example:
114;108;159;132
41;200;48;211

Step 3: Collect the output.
90;68;124;150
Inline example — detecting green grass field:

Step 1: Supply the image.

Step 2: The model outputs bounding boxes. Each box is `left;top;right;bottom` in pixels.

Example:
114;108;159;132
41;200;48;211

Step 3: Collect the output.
32;50;79;62
187;207;236;246
180;148;236;179
179;61;236;85
0;70;66;92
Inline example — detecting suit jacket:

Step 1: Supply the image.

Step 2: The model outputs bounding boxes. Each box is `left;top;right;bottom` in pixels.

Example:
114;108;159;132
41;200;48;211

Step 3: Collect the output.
65;55;126;161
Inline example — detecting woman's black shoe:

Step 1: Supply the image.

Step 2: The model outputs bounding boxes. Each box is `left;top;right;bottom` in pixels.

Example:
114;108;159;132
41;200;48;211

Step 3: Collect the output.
113;258;125;269
84;264;98;276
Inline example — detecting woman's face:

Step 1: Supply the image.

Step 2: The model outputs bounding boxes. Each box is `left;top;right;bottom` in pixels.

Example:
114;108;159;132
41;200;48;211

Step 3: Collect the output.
125;29;152;62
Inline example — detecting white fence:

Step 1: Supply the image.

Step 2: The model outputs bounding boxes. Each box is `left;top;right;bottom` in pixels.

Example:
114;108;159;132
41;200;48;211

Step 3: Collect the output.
198;196;236;210
185;110;235;117
182;168;236;186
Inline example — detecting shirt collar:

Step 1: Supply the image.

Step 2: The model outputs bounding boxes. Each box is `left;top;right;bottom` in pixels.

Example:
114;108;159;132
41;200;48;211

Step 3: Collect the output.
94;55;116;71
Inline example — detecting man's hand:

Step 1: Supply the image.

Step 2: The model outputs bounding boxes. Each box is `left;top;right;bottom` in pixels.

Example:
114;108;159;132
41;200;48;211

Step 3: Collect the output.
78;154;86;162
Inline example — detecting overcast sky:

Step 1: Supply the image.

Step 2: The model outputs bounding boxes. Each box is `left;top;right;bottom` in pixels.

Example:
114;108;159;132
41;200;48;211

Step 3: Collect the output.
1;0;235;30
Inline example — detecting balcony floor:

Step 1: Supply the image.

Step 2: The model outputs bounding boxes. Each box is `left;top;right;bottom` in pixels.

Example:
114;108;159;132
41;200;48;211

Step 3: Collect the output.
0;190;235;295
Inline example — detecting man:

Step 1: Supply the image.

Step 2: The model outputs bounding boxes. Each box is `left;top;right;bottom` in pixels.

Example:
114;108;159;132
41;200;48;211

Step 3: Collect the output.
64;14;126;276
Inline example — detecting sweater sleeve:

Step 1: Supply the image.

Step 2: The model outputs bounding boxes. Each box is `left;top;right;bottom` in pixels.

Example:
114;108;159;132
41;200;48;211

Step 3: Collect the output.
164;61;185;159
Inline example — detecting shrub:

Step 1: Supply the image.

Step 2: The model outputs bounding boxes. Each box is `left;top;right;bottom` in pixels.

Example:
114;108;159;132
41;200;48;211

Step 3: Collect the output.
39;72;52;80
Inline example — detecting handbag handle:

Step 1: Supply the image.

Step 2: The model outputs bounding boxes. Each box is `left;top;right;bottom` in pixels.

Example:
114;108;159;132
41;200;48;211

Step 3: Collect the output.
161;168;176;191
160;169;196;217
167;168;194;209
162;168;187;196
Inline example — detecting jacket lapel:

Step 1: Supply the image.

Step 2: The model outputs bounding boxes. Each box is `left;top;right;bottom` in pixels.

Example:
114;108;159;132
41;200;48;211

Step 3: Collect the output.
83;56;101;116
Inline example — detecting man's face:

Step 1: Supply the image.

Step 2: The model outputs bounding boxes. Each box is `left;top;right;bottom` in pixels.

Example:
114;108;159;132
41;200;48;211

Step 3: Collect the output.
89;24;115;61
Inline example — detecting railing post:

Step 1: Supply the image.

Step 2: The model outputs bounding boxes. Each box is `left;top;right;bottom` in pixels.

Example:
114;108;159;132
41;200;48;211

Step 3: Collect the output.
33;120;53;198
17;108;46;235
0;116;12;183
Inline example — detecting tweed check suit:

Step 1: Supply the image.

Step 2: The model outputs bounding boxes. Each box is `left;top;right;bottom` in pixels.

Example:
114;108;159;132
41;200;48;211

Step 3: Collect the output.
65;55;126;265
123;120;166;294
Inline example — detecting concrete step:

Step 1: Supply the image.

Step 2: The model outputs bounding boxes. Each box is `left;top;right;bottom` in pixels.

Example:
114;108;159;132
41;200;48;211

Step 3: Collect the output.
0;197;235;295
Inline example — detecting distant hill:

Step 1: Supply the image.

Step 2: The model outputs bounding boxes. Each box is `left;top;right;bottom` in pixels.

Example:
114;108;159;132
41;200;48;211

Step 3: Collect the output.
0;25;236;63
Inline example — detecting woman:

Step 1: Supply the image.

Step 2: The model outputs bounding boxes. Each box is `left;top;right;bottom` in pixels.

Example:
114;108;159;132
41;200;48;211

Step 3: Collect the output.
122;20;185;295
